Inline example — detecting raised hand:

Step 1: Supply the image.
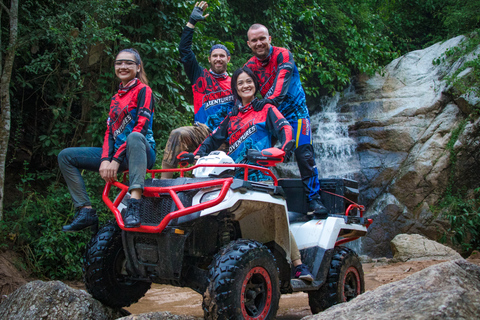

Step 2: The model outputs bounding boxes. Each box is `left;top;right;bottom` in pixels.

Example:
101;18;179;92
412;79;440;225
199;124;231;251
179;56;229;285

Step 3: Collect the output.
189;1;209;26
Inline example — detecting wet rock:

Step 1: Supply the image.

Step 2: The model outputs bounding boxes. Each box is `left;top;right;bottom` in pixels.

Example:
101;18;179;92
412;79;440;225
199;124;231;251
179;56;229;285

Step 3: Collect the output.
304;259;480;320
391;234;462;262
118;312;202;320
336;35;480;257
0;280;125;319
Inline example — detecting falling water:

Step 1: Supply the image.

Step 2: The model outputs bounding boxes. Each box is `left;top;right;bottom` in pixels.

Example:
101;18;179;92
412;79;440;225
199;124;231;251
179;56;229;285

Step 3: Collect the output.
312;88;363;254
312;88;360;179
277;85;360;179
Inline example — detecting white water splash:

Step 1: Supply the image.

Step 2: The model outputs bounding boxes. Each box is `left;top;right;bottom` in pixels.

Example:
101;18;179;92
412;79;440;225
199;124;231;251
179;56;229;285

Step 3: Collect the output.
278;87;360;179
312;90;360;179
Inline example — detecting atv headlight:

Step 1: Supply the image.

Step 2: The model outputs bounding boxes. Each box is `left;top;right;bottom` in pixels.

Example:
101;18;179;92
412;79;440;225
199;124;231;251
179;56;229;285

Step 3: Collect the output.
200;189;231;203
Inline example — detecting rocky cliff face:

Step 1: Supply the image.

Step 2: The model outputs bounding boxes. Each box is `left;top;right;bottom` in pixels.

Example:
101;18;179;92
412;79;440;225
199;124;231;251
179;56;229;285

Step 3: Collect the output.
331;36;480;257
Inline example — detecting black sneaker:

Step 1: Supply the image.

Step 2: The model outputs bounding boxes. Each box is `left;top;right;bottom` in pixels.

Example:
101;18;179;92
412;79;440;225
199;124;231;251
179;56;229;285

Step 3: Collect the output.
62;208;98;233
294;264;314;282
308;198;328;217
124;198;141;228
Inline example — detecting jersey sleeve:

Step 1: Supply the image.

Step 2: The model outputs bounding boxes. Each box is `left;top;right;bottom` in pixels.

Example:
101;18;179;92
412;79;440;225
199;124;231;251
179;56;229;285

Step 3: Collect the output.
265;49;294;107
195;115;231;157
179;26;204;85
112;86;155;163
265;105;293;151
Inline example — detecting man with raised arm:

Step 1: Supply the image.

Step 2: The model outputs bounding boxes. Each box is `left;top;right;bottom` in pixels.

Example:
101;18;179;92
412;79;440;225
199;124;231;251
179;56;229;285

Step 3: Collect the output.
161;1;233;178
244;24;327;216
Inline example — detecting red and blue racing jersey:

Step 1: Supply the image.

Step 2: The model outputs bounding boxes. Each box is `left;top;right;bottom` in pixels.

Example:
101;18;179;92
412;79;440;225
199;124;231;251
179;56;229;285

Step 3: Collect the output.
196;101;293;181
101;79;155;163
245;46;309;123
179;26;233;130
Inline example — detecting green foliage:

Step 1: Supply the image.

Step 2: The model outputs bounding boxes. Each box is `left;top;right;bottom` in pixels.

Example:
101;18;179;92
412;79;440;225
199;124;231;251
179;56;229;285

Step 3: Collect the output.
0;163;87;279
437;30;480;112
0;162;117;280
371;0;480;54
436;119;480;253
217;0;399;94
439;190;480;252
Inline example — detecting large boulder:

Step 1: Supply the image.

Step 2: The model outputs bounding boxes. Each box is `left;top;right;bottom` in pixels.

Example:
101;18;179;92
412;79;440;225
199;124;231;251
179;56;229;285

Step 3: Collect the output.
333;36;480;257
391;234;462;262
0;280;126;319
304;259;480;320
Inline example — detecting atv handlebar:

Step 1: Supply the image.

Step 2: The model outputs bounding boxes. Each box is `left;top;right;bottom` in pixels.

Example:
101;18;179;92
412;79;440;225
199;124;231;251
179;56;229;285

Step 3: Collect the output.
177;148;286;170
246;148;286;166
177;151;196;167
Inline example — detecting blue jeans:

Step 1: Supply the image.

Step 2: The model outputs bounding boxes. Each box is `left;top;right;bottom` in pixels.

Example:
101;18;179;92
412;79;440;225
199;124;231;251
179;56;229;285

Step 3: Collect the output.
58;132;156;208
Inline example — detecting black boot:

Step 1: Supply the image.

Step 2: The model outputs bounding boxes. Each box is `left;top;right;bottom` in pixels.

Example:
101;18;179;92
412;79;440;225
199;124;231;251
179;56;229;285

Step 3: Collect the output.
124;198;141;228
308;197;328;218
62;208;98;232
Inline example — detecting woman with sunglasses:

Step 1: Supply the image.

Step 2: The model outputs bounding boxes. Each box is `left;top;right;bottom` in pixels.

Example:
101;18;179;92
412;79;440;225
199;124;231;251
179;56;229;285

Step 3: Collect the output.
58;48;156;231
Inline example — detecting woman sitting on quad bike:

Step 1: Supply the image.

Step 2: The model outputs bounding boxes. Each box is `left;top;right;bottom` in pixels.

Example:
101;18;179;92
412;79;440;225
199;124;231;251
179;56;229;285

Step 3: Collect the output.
58;48;156;232
182;66;315;282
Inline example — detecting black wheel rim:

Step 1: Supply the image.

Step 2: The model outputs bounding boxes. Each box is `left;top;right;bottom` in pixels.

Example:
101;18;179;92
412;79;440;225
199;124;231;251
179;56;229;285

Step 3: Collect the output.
241;266;273;319
342;266;361;302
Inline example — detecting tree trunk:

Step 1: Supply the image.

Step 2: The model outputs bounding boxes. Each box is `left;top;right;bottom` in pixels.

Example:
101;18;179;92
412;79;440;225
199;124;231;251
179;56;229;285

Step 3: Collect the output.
0;0;19;220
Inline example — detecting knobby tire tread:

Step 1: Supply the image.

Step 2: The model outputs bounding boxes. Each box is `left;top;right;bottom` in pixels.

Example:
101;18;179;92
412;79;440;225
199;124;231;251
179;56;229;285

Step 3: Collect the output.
308;246;364;314
83;222;151;308
203;239;280;320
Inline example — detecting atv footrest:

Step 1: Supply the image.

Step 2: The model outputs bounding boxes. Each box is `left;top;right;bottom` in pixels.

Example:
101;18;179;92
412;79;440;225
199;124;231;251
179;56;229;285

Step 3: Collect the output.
290;279;324;292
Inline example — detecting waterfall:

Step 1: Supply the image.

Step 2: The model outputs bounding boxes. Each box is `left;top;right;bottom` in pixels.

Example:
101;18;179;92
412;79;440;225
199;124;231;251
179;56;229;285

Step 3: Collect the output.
312;88;360;179
277;85;360;179
311;88;364;254
276;88;366;254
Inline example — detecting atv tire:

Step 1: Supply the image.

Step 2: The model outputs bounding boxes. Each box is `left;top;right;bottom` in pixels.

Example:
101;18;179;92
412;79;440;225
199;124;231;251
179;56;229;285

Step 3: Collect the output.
203;239;280;320
308;246;364;314
83;222;151;308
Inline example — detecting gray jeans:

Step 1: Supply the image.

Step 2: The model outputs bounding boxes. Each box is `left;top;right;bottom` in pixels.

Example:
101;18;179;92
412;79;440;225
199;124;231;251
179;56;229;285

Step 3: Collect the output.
58;132;156;208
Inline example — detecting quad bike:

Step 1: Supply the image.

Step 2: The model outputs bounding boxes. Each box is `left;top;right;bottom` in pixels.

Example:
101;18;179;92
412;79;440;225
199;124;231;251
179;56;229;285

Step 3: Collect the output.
83;148;372;318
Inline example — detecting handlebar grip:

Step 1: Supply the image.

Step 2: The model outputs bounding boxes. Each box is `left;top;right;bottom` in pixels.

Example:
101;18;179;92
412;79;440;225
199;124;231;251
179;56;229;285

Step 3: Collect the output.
177;151;195;167
246;148;285;166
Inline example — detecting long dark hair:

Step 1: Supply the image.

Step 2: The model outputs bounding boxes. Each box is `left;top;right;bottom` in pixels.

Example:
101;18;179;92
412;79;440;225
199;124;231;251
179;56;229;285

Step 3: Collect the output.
231;67;260;104
116;48;149;85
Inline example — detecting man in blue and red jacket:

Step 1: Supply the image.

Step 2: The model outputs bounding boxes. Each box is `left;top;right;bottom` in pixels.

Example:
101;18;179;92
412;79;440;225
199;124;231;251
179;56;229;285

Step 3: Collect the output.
244;24;327;215
161;1;233;178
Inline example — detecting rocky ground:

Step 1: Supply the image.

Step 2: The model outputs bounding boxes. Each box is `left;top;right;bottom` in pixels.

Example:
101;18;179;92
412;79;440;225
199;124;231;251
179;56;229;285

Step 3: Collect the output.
1;249;479;319
122;254;480;319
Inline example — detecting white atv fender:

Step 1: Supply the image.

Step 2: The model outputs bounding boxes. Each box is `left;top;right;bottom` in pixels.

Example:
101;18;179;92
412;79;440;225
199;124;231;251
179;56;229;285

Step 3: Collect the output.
191;151;293;264
290;217;368;251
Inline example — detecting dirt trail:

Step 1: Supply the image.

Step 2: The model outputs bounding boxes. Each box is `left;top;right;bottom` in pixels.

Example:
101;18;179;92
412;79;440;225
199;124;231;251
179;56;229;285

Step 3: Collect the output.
125;257;480;319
